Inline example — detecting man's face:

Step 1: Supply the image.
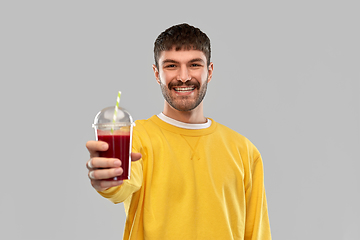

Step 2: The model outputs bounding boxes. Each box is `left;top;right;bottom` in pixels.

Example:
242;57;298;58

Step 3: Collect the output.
153;48;213;112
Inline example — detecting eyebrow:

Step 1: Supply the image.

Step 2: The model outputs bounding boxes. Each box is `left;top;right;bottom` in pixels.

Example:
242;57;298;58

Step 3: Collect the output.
161;58;205;65
189;58;205;64
162;59;178;65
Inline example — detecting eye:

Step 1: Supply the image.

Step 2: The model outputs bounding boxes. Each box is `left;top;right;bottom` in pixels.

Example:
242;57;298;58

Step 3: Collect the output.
191;63;202;67
165;64;176;68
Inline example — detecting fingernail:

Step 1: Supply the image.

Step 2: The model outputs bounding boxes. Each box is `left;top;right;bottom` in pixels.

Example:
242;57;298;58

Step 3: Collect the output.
114;159;121;167
115;168;122;175
87;160;93;169
89;171;95;179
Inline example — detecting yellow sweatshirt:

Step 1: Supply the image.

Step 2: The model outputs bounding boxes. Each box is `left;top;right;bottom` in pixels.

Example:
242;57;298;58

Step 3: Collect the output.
99;115;271;240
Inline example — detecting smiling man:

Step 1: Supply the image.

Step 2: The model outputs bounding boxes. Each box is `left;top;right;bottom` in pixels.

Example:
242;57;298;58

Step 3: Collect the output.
154;46;213;122
86;23;272;240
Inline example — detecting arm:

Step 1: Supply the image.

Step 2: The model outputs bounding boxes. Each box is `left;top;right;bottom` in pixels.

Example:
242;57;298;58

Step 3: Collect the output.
244;155;272;240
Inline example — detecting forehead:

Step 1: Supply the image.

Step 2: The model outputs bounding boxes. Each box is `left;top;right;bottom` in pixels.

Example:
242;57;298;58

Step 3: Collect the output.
158;48;206;64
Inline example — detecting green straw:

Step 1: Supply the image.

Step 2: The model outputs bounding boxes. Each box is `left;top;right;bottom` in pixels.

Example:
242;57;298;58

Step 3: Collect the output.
111;91;121;134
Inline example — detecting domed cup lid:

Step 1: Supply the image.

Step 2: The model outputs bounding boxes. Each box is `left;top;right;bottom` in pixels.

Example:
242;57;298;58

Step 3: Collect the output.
92;106;133;129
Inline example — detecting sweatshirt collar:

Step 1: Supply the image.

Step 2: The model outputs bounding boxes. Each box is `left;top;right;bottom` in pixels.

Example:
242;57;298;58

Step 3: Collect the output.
157;113;212;130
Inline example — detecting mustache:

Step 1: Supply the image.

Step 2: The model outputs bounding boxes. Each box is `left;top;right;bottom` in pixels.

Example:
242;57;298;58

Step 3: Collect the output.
168;79;200;89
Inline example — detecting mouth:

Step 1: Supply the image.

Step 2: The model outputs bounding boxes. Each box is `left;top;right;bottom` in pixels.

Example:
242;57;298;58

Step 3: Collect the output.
173;86;196;92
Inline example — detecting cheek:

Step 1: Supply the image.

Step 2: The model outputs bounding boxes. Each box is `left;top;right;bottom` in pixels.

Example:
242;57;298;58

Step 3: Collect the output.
160;72;182;86
159;72;172;84
199;71;209;83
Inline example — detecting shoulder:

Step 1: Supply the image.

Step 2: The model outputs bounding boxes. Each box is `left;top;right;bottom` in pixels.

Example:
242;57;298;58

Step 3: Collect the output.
213;121;249;143
213;120;261;159
132;115;165;143
131;117;156;152
133;116;160;133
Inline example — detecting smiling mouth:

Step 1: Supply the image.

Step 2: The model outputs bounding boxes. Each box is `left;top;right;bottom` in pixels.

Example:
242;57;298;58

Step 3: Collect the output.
174;87;195;92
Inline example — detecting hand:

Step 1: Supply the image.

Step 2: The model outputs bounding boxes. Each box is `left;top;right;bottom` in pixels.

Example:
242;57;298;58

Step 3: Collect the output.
86;140;142;192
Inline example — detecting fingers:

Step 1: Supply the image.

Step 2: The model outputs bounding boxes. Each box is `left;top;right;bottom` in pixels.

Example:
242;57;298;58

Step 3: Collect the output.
88;167;123;191
87;158;124;192
86;141;108;158
88;167;123;180
86;140;140;192
87;157;122;180
87;153;141;170
87;158;121;170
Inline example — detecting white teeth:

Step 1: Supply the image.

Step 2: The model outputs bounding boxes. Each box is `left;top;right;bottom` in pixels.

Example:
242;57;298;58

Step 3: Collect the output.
174;87;195;92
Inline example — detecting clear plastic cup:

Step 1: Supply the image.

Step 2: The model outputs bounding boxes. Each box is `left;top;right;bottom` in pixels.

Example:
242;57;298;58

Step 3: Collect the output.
92;106;134;180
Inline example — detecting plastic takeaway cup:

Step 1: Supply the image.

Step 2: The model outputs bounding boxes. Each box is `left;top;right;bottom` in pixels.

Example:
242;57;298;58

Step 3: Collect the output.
92;106;134;180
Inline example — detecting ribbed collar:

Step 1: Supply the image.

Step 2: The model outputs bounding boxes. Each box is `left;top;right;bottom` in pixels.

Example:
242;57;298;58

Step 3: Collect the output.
150;114;217;136
157;113;212;130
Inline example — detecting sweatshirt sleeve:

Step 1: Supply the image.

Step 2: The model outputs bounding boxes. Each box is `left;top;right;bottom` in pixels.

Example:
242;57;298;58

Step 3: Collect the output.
244;154;272;240
97;130;144;204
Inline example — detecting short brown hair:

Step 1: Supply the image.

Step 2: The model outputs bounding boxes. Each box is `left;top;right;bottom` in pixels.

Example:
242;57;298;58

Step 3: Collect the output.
154;23;211;68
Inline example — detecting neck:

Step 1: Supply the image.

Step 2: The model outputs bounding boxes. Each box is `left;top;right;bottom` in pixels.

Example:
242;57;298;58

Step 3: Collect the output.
163;102;207;124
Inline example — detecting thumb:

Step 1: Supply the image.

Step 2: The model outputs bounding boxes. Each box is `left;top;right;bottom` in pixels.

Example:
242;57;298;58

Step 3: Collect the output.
131;152;142;161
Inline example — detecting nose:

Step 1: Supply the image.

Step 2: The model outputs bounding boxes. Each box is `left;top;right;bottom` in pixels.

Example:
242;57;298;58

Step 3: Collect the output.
177;67;191;82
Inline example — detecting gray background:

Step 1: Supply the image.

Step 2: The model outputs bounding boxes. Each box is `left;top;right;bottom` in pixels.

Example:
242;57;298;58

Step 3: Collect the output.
1;1;359;239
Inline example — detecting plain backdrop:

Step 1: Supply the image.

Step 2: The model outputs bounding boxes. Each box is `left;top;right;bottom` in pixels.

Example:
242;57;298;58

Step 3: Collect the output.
1;1;359;240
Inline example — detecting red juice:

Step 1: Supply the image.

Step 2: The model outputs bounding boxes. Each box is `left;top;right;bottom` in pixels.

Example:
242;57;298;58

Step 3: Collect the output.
98;133;131;180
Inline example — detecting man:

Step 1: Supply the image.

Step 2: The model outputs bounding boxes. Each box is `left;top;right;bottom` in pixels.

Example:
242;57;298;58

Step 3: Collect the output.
86;23;271;239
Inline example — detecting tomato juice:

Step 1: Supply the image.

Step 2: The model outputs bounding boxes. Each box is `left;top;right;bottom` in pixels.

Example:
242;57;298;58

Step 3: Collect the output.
98;133;131;180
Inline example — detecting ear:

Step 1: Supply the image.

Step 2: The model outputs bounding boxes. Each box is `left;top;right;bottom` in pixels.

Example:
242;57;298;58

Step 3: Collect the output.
153;64;161;85
207;62;214;83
